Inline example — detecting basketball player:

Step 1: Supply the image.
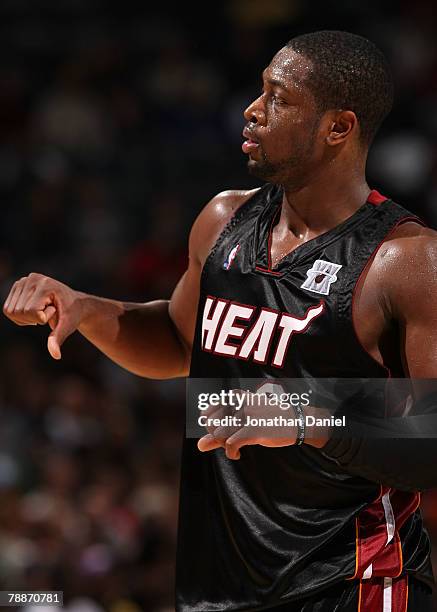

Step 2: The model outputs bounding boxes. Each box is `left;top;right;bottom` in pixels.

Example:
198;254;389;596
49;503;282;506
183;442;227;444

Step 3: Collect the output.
4;31;437;611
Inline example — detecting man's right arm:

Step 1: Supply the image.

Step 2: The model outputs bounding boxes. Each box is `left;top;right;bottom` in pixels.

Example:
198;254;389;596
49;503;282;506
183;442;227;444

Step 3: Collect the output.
3;189;257;379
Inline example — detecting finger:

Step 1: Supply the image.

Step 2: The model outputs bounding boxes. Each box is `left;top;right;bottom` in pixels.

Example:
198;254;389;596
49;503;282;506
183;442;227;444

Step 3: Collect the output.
40;305;57;325
47;314;74;360
15;297;53;326
4;280;26;314
201;406;228;436
225;429;261;460
203;401;228;419
3;282;19;312
14;320;37;326
197;434;223;452
206;420;233;438
14;282;36;315
4;279;41;324
210;422;241;441
29;302;57;325
15;282;58;324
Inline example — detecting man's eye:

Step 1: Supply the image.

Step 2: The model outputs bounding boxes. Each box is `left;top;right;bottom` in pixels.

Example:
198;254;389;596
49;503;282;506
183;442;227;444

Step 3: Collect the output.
271;94;285;105
259;90;286;105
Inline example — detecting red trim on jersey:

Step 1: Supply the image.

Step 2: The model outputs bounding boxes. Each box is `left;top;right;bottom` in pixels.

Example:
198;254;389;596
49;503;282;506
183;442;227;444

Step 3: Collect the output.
348;487;420;582
359;574;408;612
367;190;388;206
255;265;282;276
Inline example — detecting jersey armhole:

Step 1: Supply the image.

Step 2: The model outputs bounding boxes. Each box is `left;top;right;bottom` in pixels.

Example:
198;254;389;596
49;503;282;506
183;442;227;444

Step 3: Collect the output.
200;187;263;282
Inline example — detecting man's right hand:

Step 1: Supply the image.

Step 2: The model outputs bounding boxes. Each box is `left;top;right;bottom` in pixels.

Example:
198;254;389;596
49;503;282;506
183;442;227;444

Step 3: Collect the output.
1;189;256;376
3;273;83;360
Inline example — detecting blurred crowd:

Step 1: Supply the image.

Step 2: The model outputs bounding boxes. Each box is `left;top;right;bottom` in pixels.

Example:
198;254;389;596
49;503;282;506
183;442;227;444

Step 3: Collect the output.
0;0;437;610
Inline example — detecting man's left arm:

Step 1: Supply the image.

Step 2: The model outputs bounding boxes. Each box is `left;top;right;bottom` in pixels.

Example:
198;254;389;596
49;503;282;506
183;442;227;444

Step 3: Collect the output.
318;233;437;491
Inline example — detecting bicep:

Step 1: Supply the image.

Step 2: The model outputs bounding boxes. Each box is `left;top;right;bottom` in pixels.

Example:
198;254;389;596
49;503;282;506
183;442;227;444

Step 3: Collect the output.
395;241;437;378
402;306;437;378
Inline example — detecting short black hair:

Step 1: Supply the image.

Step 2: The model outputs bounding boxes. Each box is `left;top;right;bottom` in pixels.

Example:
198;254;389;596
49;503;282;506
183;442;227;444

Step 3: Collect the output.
286;30;394;145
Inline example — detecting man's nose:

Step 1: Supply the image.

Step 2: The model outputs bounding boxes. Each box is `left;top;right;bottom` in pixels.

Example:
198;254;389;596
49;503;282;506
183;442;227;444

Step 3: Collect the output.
243;95;266;125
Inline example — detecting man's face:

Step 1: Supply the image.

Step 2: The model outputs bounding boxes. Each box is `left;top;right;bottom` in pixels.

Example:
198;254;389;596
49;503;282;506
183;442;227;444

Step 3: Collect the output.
242;47;323;186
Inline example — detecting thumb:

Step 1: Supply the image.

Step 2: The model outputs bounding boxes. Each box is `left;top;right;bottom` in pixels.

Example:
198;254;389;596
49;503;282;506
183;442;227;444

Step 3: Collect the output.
37;305;57;326
47;317;73;360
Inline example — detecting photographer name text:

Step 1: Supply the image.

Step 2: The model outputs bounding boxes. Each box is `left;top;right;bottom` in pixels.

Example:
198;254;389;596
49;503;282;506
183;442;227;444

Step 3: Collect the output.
198;414;346;428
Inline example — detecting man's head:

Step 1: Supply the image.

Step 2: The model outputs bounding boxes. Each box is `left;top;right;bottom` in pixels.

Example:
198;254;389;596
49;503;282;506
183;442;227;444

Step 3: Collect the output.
243;30;394;186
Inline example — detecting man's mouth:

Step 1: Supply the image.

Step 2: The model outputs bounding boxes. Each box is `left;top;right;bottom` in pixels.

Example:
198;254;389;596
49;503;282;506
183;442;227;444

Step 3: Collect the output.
242;128;260;155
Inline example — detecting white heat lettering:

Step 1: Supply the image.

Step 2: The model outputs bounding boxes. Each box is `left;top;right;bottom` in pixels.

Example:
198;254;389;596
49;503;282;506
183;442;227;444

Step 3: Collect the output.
214;304;255;356
201;296;325;366
238;310;279;362
272;303;325;367
201;297;228;350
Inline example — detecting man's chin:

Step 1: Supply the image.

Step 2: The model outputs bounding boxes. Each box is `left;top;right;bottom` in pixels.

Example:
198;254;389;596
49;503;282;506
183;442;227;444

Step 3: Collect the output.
247;159;278;182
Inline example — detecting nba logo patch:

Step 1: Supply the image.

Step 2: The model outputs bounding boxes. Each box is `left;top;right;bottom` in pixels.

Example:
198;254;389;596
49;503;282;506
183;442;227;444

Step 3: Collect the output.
301;259;342;295
223;244;240;270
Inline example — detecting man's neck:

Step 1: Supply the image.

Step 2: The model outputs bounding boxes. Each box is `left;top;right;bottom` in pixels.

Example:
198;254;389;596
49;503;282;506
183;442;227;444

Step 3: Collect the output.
278;169;370;240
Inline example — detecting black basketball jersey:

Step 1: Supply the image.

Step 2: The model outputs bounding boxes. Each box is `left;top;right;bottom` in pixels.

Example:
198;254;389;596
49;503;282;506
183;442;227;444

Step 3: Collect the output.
176;184;433;611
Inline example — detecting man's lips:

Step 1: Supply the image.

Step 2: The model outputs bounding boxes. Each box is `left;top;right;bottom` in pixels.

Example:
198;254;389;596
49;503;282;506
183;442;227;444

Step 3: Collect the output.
242;128;260;154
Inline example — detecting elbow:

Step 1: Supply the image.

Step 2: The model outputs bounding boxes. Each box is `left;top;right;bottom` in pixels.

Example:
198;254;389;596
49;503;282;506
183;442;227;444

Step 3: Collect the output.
134;348;191;380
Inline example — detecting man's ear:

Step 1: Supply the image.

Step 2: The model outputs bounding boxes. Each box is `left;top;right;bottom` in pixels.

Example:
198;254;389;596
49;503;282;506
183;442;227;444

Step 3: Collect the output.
325;110;358;146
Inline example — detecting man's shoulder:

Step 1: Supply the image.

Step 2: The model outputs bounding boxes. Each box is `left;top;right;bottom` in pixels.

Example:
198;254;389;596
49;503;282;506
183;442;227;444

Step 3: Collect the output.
376;221;437;266
372;220;437;314
189;187;261;266
204;187;262;219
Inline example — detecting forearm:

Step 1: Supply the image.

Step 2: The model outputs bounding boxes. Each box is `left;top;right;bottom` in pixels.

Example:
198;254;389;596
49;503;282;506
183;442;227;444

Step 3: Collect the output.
77;294;190;379
310;411;437;492
320;435;436;492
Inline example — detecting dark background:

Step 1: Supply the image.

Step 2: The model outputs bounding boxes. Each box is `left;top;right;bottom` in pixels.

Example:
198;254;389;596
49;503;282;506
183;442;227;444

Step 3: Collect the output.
0;1;437;611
